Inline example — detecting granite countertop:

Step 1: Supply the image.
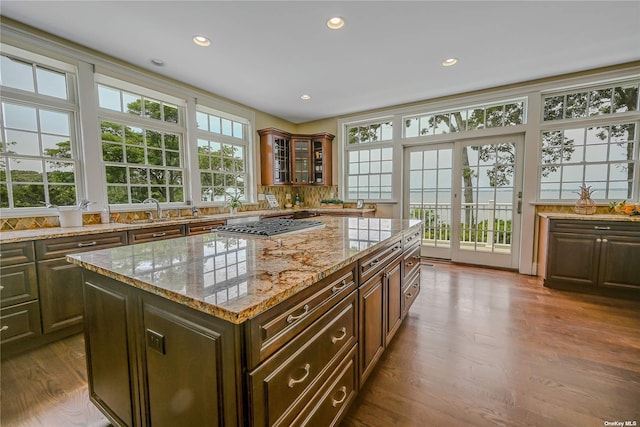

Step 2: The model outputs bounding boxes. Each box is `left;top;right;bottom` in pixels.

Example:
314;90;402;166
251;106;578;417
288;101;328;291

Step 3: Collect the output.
0;207;377;243
538;212;640;222
67;216;420;324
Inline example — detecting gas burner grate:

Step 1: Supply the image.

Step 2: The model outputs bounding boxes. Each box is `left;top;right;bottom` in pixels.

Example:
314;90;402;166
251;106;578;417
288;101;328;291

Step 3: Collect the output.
216;218;325;236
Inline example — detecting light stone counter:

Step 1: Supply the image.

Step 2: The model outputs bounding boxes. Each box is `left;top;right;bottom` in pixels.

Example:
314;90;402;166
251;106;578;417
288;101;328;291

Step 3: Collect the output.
537;212;640;222
67;216;420;324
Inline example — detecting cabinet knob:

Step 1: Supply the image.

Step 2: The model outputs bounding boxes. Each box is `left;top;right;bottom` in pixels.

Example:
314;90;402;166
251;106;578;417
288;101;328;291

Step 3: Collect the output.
596;238;601;243
0;325;8;332
602;238;608;243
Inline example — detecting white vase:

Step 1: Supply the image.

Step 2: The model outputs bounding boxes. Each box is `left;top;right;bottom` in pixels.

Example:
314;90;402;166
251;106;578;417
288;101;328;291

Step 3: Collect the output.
230;206;237;214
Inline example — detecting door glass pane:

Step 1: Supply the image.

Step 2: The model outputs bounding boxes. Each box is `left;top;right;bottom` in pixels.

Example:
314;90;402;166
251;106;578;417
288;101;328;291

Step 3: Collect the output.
459;142;514;254
409;147;453;249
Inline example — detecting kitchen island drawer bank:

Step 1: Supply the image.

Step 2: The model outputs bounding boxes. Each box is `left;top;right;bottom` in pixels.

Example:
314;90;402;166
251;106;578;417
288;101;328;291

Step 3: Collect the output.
67;216;423;427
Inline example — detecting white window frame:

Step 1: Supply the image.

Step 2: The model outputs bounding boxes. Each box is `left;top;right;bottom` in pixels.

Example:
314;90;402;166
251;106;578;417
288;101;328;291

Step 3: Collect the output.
538;79;640;202
194;104;250;205
95;76;187;208
0;44;83;215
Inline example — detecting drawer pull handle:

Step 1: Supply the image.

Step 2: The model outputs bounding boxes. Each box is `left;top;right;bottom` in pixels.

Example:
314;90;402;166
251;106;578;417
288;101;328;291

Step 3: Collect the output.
412;256;421;260
594;226;611;230
370;258;380;266
1;325;8;332
152;232;167;238
331;386;348;407
406;262;414;267
0;285;4;291
392;246;400;251
596;238;601;243
331;327;347;344
406;292;413;298
288;363;311;388
77;241;97;248
286;304;309;324
202;226;214;231
331;280;349;293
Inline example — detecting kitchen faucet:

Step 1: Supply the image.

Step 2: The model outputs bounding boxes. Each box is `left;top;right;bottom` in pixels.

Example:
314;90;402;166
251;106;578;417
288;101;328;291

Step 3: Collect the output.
143;197;162;219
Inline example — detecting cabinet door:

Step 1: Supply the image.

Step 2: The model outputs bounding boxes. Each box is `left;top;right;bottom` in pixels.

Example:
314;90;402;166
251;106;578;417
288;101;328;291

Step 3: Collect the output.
37;258;84;333
599;235;640;289
358;270;385;387
84;275;137;427
385;257;402;345
292;138;311;184
546;232;599;286
1;263;38;307
312;137;332;186
141;297;240;427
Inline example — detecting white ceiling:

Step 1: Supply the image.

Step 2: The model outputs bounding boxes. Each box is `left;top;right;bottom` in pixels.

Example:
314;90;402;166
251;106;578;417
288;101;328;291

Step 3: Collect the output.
2;1;639;123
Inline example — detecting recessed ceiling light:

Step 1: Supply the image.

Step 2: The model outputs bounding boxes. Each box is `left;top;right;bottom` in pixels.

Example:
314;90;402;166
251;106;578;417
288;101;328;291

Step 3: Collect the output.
300;94;312;100
150;58;165;66
193;35;211;47
442;57;458;67
326;17;345;30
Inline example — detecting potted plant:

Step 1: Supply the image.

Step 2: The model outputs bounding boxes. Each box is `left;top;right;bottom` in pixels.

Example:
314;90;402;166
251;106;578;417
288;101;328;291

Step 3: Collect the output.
320;199;344;209
226;191;243;214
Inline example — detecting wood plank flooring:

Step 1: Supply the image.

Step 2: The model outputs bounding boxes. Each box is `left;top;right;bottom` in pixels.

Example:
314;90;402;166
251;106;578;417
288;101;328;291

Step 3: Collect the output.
1;263;639;427
341;262;640;427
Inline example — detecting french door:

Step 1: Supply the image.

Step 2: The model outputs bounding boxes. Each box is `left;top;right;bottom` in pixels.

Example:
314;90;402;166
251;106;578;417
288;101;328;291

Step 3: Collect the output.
405;134;523;269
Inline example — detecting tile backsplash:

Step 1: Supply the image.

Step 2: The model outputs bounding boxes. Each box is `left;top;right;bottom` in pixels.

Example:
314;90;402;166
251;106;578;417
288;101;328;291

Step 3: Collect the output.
0;186;368;231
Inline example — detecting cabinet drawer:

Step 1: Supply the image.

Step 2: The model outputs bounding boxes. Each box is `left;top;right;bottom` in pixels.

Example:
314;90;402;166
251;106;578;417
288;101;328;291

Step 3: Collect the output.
550;220;640;236
403;244;421;280
186;220;225;235
290;346;358;427
359;238;402;284
35;231;128;259
1;263;38;307
245;263;357;368
1;300;42;344
403;270;421;319
127;225;185;244
0;241;35;266
404;228;421;249
247;292;357;427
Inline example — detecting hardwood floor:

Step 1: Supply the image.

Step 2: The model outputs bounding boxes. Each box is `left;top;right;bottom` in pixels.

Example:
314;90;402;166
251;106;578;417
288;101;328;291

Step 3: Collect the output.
342;262;640;427
1;263;638;427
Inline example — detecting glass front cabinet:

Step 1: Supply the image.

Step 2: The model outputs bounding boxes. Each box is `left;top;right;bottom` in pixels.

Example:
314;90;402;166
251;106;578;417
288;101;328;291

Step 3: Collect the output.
259;128;334;186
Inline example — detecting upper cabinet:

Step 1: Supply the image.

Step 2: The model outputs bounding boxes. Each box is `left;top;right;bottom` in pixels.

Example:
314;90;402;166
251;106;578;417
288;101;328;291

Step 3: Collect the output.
259;128;334;186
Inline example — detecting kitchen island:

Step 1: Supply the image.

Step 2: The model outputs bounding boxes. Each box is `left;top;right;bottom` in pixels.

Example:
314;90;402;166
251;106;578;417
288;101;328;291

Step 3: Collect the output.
67;216;423;427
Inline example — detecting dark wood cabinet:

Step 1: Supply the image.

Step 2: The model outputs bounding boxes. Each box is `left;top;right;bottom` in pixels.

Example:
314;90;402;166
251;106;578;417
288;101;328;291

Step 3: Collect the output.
259;128;291;186
357;234;411;387
186;219;225;235
36;231;128;335
259;128;334;186
291;134;333;185
83;270;242;427
542;218;640;297
127;224;184;244
358;269;385;387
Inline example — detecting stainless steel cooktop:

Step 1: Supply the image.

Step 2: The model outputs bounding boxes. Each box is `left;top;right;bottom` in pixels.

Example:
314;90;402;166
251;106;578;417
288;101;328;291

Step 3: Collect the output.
216;218;325;237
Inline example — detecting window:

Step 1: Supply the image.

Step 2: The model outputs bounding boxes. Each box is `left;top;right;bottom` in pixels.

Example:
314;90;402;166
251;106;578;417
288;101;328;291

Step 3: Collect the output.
539;81;640;201
0;54;79;208
540;123;638;200
345;120;394;201
196;109;248;203
97;82;186;205
404;100;525;137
